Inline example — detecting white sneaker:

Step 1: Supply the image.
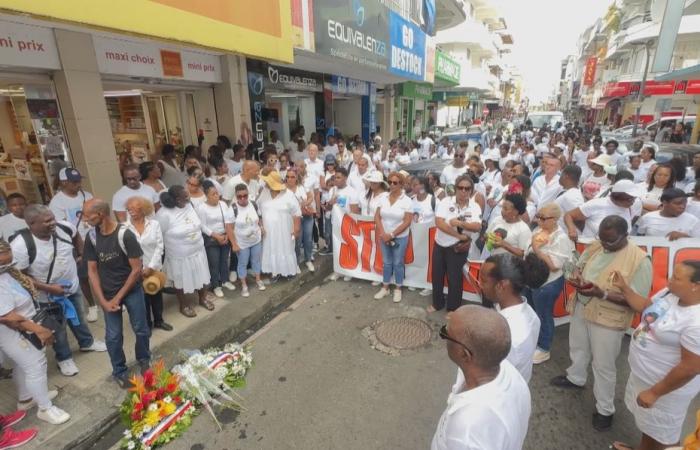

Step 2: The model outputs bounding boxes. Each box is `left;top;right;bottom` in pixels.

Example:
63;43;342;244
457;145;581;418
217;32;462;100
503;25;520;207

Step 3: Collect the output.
228;271;238;283
18;390;57;411
374;287;389;300
213;287;224;298
223;281;236;291
306;261;315;272
371;281;381;286
37;405;70;425
407;287;417;291
533;349;551;365
241;286;250;297
80;340;107;352
256;280;266;291
57;359;79;377
343;276;352;282
419;289;432;297
393;289;402;303
86;306;99;323
329;273;339;281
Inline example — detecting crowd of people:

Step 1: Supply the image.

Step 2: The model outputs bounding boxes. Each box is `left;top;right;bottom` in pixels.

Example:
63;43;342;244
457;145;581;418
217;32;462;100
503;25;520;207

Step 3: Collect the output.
0;118;699;449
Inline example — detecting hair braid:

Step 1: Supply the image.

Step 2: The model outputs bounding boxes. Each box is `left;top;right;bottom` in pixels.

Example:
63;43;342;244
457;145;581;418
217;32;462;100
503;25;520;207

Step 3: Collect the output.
0;239;38;301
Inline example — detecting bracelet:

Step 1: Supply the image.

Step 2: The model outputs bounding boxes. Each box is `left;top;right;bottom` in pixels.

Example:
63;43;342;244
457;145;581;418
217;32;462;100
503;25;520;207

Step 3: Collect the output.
602;290;609;300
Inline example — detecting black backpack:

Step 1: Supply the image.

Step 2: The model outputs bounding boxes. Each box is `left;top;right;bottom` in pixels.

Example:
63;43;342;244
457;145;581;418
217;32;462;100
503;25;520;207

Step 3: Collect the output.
232;201;261;219
9;223;74;265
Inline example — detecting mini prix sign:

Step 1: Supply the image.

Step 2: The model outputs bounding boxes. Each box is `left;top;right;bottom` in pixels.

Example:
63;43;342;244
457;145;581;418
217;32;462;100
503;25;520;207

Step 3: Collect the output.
0;20;60;69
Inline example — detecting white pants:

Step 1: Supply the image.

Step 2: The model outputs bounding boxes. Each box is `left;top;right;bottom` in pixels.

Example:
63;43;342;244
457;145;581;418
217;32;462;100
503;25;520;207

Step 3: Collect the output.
0;331;52;409
566;302;624;416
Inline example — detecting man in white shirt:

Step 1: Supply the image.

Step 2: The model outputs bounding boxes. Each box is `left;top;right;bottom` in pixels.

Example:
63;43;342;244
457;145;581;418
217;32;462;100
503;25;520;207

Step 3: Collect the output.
225;144;245;177
11;205;106;377
304;143;325;182
222;160;262;204
112;165;161;222
269;130;285;155
432;305;531;450
0;193;27;241
323;134;339;158
532;154;562;211
440;148;468;188
555;165;584;231
417;131;434;160
348;151;374;195
603;139;625;170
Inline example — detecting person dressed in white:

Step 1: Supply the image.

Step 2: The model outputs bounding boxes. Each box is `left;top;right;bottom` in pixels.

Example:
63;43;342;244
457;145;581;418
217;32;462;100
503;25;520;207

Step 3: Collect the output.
348;153;373;195
480;157;502;194
0;193;27;241
259;171;301;279
157;144;185;188
609;262;700;450
286;165;317;273
532;154;562;211
304;143;325;183
222;161;262;205
326;168;360;282
0;239;71;425
417;131;434;159
112;164;160;223
484;193;532;259
230;184;265;297
125;196;172;332
554;165;584;232
477;253;545;382
636;188;700;240
432;305;531;450
155;185;214;318
638;145;657;182
439;149;468;190
360;171;388;217
640;163;674;213
323;134;339;158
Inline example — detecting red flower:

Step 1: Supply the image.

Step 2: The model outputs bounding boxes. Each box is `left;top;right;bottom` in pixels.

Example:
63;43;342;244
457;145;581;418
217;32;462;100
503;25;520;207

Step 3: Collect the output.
142;391;156;405
143;370;155;388
156;388;165;399
173;396;182;404
131;411;142;421
166;383;177;394
133;402;144;412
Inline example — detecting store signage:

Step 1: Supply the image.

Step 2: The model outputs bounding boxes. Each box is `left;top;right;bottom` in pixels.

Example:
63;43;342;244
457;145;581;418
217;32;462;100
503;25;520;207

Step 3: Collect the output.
435;49;460;85
643;80;675;96
400;82;432;100
330;75;370;96
93;36;222;83
0;0;293;63
314;0;390;72
291;0;315;51
246;59;267;156
424;37;436;83
388;10;426;81
0;20;60;70
265;64;323;92
686;80;700;95
583;57;597;87
603;80;682;98
362;82;377;144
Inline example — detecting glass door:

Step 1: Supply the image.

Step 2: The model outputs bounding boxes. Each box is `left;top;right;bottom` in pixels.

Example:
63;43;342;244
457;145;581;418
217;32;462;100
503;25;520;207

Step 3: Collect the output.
146;94;184;154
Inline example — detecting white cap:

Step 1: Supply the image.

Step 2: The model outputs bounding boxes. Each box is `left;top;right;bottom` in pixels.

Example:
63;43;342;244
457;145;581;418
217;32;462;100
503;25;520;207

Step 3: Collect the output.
611;179;639;197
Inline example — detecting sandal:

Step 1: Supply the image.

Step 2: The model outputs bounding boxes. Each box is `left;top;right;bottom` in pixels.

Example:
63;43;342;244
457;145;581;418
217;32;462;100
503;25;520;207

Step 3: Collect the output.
426;305;437;313
198;299;215;311
609;442;633;450
179;306;197;318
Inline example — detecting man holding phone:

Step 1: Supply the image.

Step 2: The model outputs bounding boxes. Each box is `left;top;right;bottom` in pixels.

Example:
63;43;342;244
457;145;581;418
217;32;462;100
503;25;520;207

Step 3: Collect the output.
550;216;652;432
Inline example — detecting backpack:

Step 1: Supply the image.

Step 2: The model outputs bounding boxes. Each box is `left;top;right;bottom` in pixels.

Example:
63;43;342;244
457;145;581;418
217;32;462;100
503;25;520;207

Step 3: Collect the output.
232;201;261;219
9;223;74;265
87;225;128;256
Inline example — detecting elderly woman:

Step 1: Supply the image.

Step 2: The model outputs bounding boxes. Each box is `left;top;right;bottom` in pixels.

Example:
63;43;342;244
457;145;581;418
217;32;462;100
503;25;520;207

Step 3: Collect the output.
286;166;315;272
126;197;171;332
156;185;214;317
0;240;70;425
610;260;700;450
197;180;236;298
259;171;302;281
374;172;413;303
230;183;265;297
526;202;573;364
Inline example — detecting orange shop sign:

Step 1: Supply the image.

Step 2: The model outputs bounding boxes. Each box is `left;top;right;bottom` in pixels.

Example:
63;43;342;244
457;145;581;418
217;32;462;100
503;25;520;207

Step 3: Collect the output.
583;57;597;86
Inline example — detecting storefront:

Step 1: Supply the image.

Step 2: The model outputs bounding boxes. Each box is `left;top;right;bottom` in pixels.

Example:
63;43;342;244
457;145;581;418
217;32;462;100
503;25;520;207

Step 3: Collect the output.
327;75;376;144
0;19;71;208
396;82;433;140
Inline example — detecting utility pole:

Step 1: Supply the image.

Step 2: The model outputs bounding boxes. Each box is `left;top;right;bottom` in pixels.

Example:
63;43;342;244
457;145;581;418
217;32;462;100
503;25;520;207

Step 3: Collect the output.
632;40;652;138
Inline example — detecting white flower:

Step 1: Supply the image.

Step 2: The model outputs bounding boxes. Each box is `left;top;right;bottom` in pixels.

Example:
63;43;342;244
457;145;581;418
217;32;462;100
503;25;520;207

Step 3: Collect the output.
163;396;172;404
148;403;158;412
142;424;152;434
127;441;136;450
123;430;132;438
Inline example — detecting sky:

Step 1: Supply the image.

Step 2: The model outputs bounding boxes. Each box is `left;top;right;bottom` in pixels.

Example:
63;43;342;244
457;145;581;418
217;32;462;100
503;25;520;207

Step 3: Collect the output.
496;0;614;103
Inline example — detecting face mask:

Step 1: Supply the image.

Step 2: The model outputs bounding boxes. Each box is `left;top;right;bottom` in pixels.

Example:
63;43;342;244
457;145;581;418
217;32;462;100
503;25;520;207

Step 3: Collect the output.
0;261;16;273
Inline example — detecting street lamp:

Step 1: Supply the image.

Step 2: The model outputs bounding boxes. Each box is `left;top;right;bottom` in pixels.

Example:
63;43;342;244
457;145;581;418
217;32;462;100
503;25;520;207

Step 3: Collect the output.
632;40;655;138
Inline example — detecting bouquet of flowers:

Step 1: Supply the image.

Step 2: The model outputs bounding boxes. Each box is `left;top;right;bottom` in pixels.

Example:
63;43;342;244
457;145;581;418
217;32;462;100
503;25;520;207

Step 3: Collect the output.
118;360;194;450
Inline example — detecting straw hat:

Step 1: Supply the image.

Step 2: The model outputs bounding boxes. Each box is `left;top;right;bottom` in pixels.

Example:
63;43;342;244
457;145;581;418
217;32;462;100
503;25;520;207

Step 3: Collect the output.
143;271;167;295
261;171;286;191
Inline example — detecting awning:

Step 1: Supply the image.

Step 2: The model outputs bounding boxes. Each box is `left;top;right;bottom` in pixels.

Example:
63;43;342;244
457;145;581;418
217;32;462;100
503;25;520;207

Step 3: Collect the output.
594;97;621;110
656;63;700;82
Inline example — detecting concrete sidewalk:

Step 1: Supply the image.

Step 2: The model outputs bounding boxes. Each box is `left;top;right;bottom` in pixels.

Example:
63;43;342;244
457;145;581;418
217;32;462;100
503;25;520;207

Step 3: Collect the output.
0;258;332;450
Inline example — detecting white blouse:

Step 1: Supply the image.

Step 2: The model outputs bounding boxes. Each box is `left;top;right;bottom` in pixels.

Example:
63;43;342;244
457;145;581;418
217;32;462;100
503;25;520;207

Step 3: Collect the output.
126;218;164;271
196;201;234;236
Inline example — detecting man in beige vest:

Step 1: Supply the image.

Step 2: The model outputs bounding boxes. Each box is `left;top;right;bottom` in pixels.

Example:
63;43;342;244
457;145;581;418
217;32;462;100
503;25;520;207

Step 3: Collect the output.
550;215;652;432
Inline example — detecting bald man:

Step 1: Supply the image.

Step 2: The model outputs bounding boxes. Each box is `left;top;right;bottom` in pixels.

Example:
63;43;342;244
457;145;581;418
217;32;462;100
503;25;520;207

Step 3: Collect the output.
222;160;262;204
432;305;531;450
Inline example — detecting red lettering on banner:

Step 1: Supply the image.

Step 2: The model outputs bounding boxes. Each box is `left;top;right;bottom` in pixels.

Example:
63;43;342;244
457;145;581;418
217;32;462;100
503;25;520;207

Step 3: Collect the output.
650;246;669;298
672;247;700;266
404;233;415;265
338;215;359;269
356;219;375;272
426;227;436;283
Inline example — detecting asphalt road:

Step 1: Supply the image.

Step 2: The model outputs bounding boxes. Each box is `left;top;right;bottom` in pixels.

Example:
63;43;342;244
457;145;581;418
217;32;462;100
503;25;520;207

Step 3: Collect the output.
163;279;699;450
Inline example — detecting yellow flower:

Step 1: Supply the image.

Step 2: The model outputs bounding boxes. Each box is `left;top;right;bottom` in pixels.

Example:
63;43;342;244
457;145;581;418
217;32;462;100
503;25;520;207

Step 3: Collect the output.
162;402;176;416
144;410;161;427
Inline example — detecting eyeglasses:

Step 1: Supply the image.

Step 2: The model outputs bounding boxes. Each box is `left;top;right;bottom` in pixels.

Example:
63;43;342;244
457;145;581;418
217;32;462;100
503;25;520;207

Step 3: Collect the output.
388;180;401;185
535;215;555;221
454;154;465;159
125;176;140;181
439;325;472;356
456;185;472;191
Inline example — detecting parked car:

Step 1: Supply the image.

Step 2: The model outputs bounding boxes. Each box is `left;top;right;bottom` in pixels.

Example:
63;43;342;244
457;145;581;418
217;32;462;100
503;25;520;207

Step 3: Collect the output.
655;143;700;166
400;159;450;177
441;125;483;144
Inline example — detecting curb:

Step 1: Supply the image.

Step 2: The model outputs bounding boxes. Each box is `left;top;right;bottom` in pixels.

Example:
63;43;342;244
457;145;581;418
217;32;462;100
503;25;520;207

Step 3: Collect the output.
45;258;333;450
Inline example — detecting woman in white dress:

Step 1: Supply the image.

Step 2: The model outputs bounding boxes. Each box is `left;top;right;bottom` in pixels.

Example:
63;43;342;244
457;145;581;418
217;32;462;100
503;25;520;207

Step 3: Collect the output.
285;166;315;272
259;171;302;281
360;171;388;217
155;185;214;318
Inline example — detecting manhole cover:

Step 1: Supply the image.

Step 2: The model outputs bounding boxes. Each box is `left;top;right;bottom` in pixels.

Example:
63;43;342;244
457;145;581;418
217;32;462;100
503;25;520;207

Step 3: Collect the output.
374;317;432;350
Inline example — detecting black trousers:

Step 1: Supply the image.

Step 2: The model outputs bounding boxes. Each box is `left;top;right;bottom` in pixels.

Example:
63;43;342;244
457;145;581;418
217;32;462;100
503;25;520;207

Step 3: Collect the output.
144;291;164;328
431;243;468;312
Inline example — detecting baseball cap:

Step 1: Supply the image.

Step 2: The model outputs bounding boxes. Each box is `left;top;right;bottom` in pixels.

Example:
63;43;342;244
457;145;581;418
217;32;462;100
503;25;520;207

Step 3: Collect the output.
324;154;337;165
58;167;82;182
611;179;639;197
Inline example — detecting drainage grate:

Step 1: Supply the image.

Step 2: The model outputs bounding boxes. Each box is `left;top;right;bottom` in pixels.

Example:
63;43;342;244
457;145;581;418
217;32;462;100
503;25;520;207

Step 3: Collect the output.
374;317;432;350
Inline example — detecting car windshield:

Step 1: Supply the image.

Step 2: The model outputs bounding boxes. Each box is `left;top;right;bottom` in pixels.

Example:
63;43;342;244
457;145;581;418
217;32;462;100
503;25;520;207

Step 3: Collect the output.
527;113;563;128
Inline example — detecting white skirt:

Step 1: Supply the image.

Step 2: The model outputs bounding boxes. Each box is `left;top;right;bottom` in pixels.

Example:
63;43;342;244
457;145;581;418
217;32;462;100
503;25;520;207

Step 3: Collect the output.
624;372;694;445
163;249;211;294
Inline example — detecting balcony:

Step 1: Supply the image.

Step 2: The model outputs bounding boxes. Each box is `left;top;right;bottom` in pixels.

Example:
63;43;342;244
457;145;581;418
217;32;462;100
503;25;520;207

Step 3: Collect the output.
607;14;700;59
436;0;467;32
455;66;493;92
434;17;498;55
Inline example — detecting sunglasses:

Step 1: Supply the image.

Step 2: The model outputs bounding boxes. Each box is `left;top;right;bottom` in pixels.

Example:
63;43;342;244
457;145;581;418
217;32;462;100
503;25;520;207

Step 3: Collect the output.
456;185;472;191
236;194;249;199
535;215;555;221
388;180;401;185
454;154;465;159
439;325;472;356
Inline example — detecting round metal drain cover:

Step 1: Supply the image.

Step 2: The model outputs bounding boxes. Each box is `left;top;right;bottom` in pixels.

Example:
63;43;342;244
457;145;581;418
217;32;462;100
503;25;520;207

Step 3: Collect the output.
374;317;432;350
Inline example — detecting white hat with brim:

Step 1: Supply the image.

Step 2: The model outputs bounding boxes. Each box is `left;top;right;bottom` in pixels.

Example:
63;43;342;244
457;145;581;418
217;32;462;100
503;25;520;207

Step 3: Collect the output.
611;179;639;197
363;171;387;186
590;154;612;167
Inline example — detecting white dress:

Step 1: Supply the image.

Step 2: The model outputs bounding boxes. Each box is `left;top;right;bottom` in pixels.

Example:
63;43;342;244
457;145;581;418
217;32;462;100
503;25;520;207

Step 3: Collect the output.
155;205;210;293
259;189;302;277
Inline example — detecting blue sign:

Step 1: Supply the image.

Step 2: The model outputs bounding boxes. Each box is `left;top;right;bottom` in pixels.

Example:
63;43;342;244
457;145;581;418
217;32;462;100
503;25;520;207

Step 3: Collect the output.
331;75;370;96
389;10;427;81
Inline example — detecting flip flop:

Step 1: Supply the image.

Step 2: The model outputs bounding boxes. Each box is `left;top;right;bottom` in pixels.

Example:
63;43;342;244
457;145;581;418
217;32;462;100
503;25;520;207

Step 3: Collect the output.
179;306;197;318
426;305;437;313
609;442;634;450
198;299;215;311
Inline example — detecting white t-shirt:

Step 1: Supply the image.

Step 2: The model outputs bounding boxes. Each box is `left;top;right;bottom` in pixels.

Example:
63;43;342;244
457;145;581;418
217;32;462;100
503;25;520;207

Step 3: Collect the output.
396;153;411;165
232;202;262;249
418;137;434;158
412;194;435;224
112;183;160;213
323;144;338;157
636;211;699;238
440;165;468;187
480;169;502;189
640;185;664;208
581;174;610;200
49;190;94;238
0;273;36;340
225;158;243;177
435;197;482;247
431;361;531;450
11;221;79;302
486;216;532;256
579;197;642;238
629;167;647;183
498;301;540;383
528;228;573;285
377;193;413;238
360;191;388;217
573;149;590;167
222;175;261;203
331;185;360;214
0;213;27;241
290;149;308;163
687;199;700;220
301;175;320;213
304;158;325;181
196;201;234;236
532;174;562;210
629;289;700;400
555;187;584;232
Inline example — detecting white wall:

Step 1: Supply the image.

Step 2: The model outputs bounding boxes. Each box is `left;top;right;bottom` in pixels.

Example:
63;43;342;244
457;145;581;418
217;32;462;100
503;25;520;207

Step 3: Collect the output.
331;97;362;138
